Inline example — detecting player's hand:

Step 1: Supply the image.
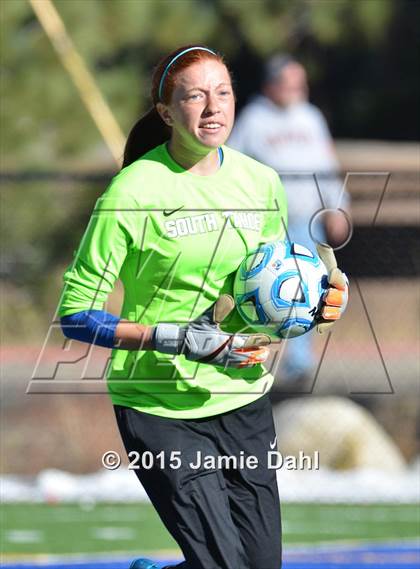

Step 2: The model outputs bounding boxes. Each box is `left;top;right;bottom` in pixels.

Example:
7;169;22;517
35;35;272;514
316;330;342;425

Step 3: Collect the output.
315;243;349;334
152;294;271;368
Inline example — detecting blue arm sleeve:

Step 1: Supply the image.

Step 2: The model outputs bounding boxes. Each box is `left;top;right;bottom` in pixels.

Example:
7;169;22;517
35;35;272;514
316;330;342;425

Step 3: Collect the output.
60;310;120;348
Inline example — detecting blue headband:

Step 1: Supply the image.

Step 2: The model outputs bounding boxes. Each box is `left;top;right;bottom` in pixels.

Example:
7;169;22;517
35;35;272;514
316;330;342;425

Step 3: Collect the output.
158;46;217;101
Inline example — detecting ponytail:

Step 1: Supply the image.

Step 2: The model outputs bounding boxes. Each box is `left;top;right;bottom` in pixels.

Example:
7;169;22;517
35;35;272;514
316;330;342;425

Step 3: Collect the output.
122;108;171;168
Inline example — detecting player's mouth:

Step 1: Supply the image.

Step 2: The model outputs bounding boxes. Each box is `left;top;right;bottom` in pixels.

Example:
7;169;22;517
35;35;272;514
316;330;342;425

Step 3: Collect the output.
199;122;224;133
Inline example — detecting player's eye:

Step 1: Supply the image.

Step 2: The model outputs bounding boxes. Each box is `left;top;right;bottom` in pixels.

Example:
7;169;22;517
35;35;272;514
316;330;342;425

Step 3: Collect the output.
187;93;202;101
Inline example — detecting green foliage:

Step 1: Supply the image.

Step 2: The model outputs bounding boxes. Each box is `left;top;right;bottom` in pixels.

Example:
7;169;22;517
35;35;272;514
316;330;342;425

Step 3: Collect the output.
352;0;394;44
216;0;290;55
1;175;108;342
1;0;398;167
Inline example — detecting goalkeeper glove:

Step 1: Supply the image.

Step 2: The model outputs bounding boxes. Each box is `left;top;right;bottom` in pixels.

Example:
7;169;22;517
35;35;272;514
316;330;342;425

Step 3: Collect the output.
316;243;349;334
152;294;271;368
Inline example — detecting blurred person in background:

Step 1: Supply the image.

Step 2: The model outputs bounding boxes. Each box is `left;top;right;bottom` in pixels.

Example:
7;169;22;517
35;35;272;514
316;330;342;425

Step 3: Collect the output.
229;54;351;396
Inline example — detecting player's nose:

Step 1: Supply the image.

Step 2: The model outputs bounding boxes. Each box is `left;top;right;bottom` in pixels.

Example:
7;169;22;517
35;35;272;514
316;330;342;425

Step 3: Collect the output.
203;92;221;115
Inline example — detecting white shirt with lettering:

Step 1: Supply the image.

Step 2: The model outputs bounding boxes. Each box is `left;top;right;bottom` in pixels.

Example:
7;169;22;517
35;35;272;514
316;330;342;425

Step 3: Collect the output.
229;95;349;231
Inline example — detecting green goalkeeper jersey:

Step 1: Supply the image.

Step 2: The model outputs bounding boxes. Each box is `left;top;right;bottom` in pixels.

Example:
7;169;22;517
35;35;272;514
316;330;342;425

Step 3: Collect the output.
58;143;287;418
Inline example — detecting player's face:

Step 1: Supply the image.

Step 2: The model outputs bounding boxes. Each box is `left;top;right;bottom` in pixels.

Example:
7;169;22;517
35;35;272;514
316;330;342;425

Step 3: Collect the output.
266;62;308;107
160;60;235;151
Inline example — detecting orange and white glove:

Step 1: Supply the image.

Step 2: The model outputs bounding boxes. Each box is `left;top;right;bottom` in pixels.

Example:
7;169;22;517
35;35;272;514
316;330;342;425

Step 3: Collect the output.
315;243;349;334
152;295;271;369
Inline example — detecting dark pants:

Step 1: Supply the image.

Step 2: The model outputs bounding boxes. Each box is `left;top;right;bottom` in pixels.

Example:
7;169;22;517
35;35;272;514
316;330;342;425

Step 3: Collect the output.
114;395;282;569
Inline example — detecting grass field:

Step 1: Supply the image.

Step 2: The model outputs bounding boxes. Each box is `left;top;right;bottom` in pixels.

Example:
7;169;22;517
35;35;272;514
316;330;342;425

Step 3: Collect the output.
1;502;419;555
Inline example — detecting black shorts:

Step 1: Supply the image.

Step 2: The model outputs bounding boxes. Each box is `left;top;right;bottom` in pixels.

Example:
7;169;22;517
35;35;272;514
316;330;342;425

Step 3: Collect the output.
114;394;282;569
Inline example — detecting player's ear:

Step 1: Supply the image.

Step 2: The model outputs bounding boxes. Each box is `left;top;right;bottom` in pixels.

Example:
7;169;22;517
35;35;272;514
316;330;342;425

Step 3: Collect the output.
156;102;174;127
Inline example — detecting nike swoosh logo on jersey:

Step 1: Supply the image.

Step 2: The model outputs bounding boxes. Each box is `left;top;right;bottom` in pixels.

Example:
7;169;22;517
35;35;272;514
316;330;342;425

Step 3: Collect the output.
270;436;277;449
163;206;184;217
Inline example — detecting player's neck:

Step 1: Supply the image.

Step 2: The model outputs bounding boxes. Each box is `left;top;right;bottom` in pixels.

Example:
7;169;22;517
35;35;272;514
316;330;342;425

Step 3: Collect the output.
167;139;220;176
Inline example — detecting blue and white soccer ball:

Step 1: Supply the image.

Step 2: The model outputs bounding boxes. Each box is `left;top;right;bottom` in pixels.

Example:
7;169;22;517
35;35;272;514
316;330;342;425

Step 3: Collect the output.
234;240;329;339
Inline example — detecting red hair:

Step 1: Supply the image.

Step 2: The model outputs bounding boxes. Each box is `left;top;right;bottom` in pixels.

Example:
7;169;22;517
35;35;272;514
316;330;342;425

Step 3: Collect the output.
123;45;228;168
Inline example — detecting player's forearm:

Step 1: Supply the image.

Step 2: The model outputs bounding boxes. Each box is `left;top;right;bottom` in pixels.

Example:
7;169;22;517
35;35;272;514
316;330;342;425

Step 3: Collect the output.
114;320;154;350
60;309;154;351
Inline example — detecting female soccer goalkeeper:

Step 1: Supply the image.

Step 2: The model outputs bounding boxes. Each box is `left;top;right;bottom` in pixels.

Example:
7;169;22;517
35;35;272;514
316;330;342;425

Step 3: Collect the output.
59;45;347;569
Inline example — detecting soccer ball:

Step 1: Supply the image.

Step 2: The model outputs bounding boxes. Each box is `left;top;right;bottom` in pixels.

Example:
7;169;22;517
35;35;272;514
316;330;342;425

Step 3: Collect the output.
234;240;329;339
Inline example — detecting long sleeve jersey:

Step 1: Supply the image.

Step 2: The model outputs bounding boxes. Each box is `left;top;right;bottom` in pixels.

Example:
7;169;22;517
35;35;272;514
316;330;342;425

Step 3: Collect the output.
58;143;287;419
